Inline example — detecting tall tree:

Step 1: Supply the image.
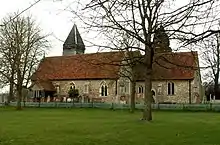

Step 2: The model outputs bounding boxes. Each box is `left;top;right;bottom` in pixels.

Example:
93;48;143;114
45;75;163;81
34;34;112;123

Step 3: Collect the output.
97;30;142;112
0;13;49;109
201;33;220;100
73;0;220;121
117;36;141;113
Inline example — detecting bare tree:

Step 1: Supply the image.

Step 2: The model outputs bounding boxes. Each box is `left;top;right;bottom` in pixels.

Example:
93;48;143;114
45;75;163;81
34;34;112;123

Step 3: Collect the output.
0;73;7;89
0;13;49;110
115;34;142;113
71;0;220;121
0;59;7;87
201;33;220;100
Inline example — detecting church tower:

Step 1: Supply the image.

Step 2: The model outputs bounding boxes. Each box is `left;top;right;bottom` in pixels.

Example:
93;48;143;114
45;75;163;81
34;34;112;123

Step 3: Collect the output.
153;26;172;53
63;24;85;56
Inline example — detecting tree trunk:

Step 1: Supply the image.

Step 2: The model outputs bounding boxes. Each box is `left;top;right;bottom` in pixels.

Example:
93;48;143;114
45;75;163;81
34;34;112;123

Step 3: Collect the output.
215;34;220;100
7;76;14;104
142;76;152;121
23;101;26;107
189;80;192;104
38;97;41;108
16;88;22;110
214;76;219;100
130;81;136;113
72;98;75;107
16;68;22;110
142;42;153;121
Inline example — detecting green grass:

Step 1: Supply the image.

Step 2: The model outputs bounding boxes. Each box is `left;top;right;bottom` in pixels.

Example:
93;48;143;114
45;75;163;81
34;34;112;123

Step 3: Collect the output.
0;108;220;145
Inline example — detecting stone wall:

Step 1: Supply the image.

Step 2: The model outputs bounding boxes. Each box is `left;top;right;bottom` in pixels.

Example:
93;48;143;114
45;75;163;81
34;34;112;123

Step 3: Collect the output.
52;79;117;102
51;77;202;104
191;69;203;103
136;79;201;104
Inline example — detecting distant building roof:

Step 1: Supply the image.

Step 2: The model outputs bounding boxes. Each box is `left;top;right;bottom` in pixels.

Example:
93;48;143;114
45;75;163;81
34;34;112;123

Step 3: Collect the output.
30;80;55;91
32;51;198;81
135;51;198;80
32;51;124;81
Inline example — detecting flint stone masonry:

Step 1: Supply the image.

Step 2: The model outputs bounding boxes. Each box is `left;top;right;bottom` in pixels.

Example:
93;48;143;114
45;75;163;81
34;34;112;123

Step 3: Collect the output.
52;79;117;102
131;78;201;104
30;24;202;104
51;77;201;104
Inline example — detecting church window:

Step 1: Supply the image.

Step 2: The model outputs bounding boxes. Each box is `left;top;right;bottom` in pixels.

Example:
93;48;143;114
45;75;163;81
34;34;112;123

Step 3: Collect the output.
119;86;126;95
138;85;144;94
55;85;60;94
119;81;129;95
84;84;89;93
157;84;162;95
70;82;75;89
100;81;108;96
101;85;108;96
167;82;174;95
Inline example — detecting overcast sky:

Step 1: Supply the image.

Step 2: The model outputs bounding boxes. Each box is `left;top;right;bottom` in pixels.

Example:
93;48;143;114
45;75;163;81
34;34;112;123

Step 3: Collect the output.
0;0;216;85
0;0;206;55
0;0;97;56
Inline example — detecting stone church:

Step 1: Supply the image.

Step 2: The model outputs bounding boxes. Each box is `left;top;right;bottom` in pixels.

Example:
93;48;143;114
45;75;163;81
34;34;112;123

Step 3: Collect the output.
30;24;202;104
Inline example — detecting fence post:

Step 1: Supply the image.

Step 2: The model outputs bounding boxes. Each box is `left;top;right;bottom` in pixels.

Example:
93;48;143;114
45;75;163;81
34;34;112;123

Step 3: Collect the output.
111;102;113;110
210;103;212;111
72;99;74;108
157;103;160;110
38;101;41;108
92;100;94;108
111;97;114;110
65;102;68;108
54;101;57;108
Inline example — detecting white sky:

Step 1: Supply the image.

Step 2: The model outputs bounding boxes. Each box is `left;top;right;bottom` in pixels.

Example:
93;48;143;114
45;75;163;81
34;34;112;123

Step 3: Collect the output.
0;0;208;55
0;0;216;84
0;0;98;57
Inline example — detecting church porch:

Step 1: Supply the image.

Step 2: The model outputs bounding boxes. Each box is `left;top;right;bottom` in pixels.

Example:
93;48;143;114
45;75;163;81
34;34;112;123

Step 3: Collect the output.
29;80;56;102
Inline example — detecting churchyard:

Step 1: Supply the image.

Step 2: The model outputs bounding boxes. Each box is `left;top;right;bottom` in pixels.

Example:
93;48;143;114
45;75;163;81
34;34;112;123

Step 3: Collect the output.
0;107;219;145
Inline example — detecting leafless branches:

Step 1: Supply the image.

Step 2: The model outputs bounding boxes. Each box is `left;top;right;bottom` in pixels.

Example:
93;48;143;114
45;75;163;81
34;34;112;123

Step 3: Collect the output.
64;0;220;120
0;0;42;27
0;13;49;108
200;33;220;96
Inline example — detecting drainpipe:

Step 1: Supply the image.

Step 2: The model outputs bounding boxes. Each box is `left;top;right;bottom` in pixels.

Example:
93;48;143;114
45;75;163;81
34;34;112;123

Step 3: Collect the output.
189;80;192;104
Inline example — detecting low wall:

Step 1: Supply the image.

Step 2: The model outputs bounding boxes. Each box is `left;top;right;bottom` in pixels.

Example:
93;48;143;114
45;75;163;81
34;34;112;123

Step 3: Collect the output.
3;102;220;112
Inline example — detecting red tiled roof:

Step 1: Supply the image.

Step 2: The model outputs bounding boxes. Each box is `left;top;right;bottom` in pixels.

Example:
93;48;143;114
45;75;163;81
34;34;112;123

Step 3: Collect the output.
136;51;198;80
32;51;124;81
32;51;198;81
30;80;56;91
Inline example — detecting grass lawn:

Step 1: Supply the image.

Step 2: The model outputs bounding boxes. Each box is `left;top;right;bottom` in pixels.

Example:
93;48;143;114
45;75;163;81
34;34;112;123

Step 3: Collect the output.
0;108;220;145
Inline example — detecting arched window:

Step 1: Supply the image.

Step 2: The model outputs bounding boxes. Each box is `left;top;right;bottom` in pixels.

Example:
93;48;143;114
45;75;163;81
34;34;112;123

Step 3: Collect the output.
138;86;144;94
84;84;89;94
55;84;60;94
70;82;75;89
167;82;174;95
101;85;108;96
157;84;162;95
100;81;108;96
119;83;127;95
119;86;126;94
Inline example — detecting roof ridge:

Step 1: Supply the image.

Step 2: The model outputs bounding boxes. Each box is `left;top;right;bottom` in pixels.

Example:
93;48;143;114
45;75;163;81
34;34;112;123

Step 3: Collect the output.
45;51;125;59
155;51;198;54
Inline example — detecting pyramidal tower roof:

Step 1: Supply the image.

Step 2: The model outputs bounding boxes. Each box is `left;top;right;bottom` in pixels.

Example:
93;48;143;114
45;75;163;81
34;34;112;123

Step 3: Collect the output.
63;24;85;53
